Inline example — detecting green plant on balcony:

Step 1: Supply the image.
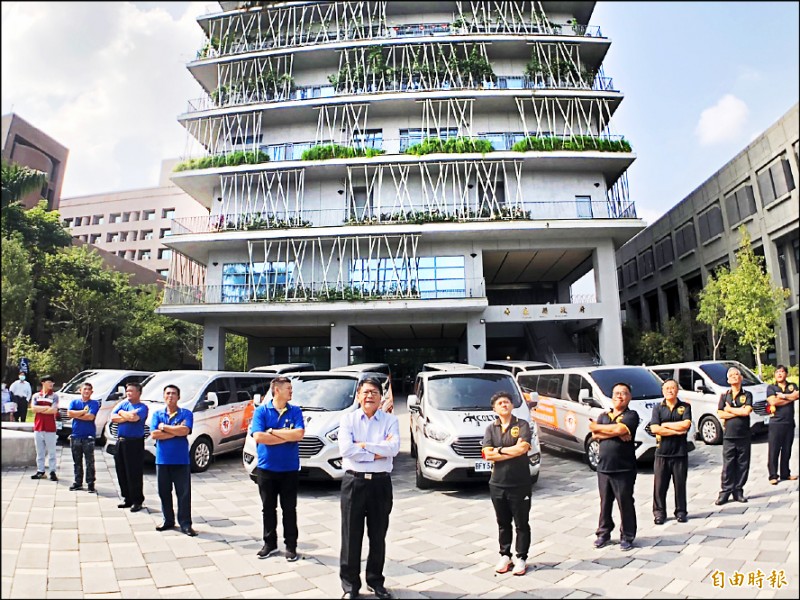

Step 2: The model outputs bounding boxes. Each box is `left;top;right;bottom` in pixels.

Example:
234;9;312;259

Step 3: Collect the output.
197;36;220;59
300;144;385;161
404;136;494;156
172;149;270;172
511;135;632;153
241;215;312;230
451;15;471;33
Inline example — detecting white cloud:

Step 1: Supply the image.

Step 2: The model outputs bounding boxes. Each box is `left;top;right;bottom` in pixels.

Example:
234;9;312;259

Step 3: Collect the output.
694;94;750;146
1;1;215;197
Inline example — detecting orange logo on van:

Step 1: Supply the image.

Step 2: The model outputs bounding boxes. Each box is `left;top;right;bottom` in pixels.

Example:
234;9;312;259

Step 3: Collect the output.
241;401;255;432
533;402;557;428
219;414;233;436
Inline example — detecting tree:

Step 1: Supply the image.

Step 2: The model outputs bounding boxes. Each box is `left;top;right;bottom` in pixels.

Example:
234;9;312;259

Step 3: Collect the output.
1;235;34;343
723;228;789;376
225;333;249;371
697;267;730;360
636;317;687;365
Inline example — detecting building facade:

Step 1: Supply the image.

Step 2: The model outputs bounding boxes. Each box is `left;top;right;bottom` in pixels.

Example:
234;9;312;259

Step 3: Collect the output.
616;104;799;366
1;113;69;211
160;0;644;373
60;161;210;277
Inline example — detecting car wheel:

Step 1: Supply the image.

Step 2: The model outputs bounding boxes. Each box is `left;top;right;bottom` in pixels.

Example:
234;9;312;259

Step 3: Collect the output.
531;472;539;485
699;416;723;445
410;432;417;458
415;457;431;489
190;437;212;473
585;437;600;471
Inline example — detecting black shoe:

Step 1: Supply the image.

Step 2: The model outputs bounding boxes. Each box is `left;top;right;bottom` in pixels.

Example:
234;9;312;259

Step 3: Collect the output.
155;522;175;532
180;526;198;537
593;535;610;549
286;549;299;562
69;483;83;491
653;517;665;525
87;484;96;494
130;504;143;513
118;502;132;509
49;471;58;481
342;592;360;599
715;493;730;506
367;586;392;599
676;515;688;523
257;543;278;559
31;472;45;480
733;494;747;503
620;539;634;551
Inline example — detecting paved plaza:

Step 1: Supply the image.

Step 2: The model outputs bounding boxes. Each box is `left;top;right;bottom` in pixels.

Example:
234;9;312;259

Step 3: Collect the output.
2;405;798;599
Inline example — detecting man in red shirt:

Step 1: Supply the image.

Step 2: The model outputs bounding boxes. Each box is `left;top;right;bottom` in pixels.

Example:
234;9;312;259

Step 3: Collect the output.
31;375;60;481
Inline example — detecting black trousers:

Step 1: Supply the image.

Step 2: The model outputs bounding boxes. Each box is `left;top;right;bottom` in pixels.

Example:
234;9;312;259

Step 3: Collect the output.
157;464;192;528
71;436;96;486
13;395;27;423
489;483;532;559
115;437;145;505
767;423;795;480
653;455;688;519
340;472;393;594
721;437;751;494
596;470;637;542
257;468;298;550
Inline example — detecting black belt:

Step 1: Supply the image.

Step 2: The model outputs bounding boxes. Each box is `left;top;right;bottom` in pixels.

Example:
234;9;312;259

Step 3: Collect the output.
345;470;391;479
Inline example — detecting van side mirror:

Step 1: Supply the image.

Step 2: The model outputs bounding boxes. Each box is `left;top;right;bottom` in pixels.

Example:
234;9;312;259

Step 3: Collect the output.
253;394;262;406
204;392;219;410
108;391;123;401
693;380;706;393
118;386;126;396
579;389;602;409
523;392;538;409
407;394;420;413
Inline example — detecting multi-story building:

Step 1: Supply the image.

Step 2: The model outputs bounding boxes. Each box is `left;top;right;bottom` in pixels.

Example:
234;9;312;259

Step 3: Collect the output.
60;160;209;277
160;0;644;373
1;113;69;211
616;104;799;366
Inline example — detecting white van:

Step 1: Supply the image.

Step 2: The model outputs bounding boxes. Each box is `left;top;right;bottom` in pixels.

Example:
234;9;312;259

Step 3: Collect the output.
422;363;480;372
648;360;770;445
56;369;152;441
103;370;275;472
331;363;394;410
242;371;391;482
517;366;692;470
483;360;554;376
408;369;541;489
249;363;315;374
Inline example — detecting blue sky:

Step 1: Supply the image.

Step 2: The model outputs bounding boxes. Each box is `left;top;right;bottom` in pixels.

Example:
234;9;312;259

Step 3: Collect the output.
1;1;798;229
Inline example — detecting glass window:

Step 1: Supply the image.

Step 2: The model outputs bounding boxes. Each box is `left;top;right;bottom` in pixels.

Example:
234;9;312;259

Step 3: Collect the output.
234;375;274;403
158;249;172;260
655;236;674;269
352;129;383;150
162;208;176;219
699;362;762;386
675;221;697;256
536;373;565;399
203;377;233;407
517;374;539;394
142;230;154;240
639;248;655;277
222;261;295;303
576;196;593;218
157;269;169;277
261;374;358;411
698;204;723;242
425;373;522;410
143;210;156;221
160;228;172;238
567;375;592;403
590;367;664;400
138;250;151;260
677;369;703;391
139;372;214;405
63;218;73;227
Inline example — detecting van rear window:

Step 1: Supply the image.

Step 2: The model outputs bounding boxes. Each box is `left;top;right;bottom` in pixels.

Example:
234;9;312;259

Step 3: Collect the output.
426;373;521;410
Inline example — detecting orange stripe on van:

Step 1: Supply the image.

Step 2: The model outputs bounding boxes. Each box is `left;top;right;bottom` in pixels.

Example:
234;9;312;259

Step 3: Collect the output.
533;400;558;428
241;400;255;432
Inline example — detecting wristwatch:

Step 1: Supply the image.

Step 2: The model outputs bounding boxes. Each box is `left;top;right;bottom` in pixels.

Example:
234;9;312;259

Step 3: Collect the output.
267;428;273;435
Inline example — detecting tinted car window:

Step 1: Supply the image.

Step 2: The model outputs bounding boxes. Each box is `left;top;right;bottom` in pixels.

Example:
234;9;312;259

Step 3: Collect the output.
62;371;124;395
591;368;664;401
567;375;592;403
140;372;212;405
265;375;357;412
517;374;538;394
235;376;274;402
426;373;522;410
205;378;234;406
536;374;564;399
677;369;701;391
699;362;761;387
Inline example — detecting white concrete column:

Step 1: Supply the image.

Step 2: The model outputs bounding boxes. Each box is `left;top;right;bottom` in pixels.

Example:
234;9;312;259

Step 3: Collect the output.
330;322;350;368
593;241;624;364
467;316;487;367
202;322;226;370
763;239;791;365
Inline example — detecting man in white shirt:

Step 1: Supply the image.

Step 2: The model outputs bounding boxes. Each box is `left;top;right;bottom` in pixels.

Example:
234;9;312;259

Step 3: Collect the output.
338;377;400;600
10;372;32;423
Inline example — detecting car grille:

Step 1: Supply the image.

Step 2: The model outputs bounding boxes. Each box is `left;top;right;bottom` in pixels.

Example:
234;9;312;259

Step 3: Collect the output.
108;422;151;440
58;408;69;421
451;436;484;458
752;400;768;416
299;436;324;458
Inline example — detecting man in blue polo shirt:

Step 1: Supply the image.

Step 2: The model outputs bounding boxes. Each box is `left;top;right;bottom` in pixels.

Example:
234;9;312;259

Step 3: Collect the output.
67;382;100;493
249;376;305;561
150;384;196;536
111;382;149;512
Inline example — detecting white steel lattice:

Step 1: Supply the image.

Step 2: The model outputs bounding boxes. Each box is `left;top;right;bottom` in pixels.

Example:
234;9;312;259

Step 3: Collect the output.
515;96;615;139
217;169;305;219
315;103;370;146
183;112;264;157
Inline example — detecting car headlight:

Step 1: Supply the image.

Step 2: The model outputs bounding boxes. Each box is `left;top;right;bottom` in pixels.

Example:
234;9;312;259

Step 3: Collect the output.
325;427;339;442
423;422;451;443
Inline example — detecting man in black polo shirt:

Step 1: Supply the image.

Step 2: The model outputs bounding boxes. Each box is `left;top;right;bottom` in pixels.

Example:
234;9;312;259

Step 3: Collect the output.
481;392;533;577
766;365;799;485
588;382;640;551
649;379;693;524
716;367;753;505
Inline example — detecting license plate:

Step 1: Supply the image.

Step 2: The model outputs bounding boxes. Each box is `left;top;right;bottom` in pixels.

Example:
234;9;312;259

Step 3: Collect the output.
763;416;770;425
474;460;493;472
56;421;63;431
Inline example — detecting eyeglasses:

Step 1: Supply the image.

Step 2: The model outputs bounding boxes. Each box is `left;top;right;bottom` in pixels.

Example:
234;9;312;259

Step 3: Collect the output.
360;390;381;397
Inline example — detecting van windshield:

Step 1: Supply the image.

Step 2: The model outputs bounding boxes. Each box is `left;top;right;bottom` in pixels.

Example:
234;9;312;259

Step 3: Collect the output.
426;373;522;410
61;371;123;395
590;368;664;401
699;363;762;387
140;372;212;405
285;376;358;411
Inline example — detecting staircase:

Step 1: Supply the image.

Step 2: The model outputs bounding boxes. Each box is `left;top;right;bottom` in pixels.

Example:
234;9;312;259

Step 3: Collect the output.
552;352;599;368
526;322;602;367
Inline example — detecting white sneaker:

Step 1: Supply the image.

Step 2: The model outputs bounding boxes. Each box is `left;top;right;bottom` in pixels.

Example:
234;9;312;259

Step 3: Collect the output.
495;555;512;573
512;556;527;576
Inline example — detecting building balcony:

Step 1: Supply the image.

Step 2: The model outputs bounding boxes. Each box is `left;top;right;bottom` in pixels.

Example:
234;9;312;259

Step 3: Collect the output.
184;74;616;115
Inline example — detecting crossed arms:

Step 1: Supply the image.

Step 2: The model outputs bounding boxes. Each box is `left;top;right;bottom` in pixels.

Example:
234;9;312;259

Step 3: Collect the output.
339;416;400;462
768;386;799;408
482;437;531;462
67;405;96;421
253;427;304;445
589;418;631;441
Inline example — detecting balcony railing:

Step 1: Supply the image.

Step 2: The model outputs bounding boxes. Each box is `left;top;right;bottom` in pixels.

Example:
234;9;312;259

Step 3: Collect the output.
185;74;616;114
196;21;604;60
171;199;637;236
163;278;486;306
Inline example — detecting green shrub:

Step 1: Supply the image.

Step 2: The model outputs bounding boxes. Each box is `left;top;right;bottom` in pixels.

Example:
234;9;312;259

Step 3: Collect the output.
300;144;386;161
173;150;270;172
511;135;632;153
404;137;494;156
